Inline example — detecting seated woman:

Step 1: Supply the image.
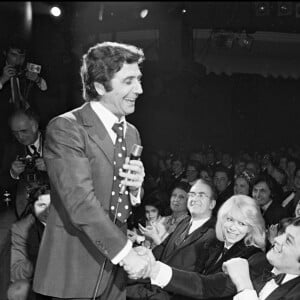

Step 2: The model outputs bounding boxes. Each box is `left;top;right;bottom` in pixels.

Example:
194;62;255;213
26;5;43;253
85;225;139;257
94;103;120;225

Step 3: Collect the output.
139;194;268;300
233;170;255;196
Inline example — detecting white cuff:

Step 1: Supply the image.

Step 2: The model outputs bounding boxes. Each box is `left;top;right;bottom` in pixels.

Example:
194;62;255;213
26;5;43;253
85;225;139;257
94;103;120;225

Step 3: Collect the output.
130;188;141;206
111;240;132;265
233;289;258;300
150;261;172;288
38;78;47;91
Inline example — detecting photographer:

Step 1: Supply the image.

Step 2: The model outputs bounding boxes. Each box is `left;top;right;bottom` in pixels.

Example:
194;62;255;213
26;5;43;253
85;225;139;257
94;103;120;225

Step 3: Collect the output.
0;108;49;219
0;35;47;110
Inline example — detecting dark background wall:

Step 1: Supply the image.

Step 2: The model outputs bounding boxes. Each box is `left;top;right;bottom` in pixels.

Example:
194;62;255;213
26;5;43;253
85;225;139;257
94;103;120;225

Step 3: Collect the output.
0;1;299;154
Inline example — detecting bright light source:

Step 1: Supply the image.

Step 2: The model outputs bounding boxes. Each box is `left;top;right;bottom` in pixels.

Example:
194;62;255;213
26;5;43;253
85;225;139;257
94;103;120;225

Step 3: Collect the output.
182;8;187;13
140;9;148;19
50;6;61;17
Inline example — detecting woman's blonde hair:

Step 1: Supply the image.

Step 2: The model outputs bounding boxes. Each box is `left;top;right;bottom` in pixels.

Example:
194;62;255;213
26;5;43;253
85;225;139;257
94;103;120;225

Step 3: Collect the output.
215;195;266;250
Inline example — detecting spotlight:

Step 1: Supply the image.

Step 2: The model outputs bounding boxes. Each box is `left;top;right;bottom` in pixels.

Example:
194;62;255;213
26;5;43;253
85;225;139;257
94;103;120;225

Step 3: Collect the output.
140;9;148;19
254;2;270;16
50;6;61;17
278;2;292;16
182;8;187;14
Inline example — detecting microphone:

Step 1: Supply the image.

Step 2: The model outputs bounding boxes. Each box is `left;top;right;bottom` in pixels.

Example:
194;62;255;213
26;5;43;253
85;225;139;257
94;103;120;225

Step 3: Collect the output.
119;144;143;194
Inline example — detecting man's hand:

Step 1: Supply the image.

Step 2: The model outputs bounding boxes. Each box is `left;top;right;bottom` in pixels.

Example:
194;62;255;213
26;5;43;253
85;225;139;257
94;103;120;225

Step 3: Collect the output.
11;159;26;178
120;247;152;279
1;65;16;84
222;258;254;292
119;157;145;195
35;157;46;171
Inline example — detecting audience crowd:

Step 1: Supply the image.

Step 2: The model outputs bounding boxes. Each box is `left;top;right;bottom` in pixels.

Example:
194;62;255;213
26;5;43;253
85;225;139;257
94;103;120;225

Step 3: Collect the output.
0;35;300;300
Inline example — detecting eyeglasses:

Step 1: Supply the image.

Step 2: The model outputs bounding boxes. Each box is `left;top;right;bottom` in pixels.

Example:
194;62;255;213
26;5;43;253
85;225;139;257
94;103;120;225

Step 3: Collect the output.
188;192;210;200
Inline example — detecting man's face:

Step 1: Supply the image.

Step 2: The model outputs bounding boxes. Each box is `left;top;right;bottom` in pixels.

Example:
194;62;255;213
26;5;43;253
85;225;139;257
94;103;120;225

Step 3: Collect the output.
34;193;51;224
234;177;249;196
6;48;25;67
187;181;215;220
10;115;39;145
186;166;198;182
267;224;300;275
221;154;232;167
100;63;143;118
214;171;229;193
294;170;300;189
252;181;272;207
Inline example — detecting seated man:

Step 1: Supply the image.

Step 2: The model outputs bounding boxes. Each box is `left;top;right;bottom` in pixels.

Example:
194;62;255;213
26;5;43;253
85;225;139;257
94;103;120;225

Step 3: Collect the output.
0;108;48;218
223;216;300;300
127;179;217;299
8;185;51;300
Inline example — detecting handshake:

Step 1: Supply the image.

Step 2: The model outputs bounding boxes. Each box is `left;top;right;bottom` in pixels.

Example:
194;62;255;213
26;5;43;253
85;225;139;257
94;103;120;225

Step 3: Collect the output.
120;246;158;280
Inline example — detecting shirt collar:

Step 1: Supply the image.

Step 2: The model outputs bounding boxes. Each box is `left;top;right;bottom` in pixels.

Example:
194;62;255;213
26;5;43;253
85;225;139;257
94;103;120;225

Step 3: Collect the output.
90;101;127;134
271;268;299;284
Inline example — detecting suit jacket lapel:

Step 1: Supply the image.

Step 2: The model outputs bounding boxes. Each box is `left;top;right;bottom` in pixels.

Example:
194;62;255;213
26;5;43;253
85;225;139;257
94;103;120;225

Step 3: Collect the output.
75;103;115;165
161;217;191;261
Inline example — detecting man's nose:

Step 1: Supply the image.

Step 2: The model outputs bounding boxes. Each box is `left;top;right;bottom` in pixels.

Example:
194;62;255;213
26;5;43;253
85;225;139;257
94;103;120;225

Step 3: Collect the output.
134;80;143;94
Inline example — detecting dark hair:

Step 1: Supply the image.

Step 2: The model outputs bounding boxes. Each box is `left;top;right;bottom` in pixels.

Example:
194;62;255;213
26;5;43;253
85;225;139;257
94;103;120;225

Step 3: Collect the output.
253;174;277;200
9;107;40;127
80;41;145;101
142;192;165;216
171;181;191;194
214;165;231;180
6;35;27;54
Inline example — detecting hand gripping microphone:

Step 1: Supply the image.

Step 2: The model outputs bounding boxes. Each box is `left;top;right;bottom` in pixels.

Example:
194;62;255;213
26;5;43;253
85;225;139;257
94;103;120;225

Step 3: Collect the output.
119;144;143;194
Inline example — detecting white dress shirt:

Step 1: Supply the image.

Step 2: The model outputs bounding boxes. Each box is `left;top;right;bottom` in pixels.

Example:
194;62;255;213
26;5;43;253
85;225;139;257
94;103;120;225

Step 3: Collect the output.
90;100;141;264
233;271;299;300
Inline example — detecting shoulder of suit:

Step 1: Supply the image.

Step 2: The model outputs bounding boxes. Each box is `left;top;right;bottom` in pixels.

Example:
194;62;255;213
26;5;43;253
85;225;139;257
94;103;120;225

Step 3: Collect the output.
12;214;36;233
126;121;138;132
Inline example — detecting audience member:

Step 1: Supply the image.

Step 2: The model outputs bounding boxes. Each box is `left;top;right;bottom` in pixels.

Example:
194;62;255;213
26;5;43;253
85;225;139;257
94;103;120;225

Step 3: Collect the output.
223;216;300;300
252;175;289;227
182;160;200;186
127;179;217;299
234;170;255;196
8;185;51;300
142;194;267;300
213;165;234;214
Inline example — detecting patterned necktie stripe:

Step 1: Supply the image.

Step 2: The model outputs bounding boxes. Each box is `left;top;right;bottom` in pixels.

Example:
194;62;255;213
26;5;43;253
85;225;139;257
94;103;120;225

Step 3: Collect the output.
110;122;131;223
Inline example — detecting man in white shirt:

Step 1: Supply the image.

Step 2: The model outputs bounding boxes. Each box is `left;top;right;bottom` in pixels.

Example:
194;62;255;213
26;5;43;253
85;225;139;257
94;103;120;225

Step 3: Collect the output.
223;217;300;300
32;42;148;300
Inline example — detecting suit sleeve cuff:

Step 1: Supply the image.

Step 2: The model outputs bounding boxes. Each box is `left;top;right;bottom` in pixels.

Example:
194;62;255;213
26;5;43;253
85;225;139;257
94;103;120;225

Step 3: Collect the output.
111;240;132;265
150;262;172;288
130;188;141;206
233;289;258;300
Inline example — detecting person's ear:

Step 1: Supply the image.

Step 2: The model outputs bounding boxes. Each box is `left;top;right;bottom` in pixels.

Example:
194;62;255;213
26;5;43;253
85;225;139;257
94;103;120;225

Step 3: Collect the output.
210;199;216;210
94;82;105;96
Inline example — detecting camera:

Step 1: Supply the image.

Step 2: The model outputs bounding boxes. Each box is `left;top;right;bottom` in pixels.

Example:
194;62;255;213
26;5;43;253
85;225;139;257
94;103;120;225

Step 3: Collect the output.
18;153;40;169
26;63;41;74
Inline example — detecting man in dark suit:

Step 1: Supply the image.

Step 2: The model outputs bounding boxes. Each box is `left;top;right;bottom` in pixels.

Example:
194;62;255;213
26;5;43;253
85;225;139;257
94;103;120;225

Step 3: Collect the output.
127;179;217;299
33;42;148;300
223;216;300;300
0;108;48;218
252;175;289;227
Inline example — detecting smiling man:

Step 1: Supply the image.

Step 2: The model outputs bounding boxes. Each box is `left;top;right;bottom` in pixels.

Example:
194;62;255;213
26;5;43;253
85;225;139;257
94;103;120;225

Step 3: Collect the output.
223;216;300;300
32;42;148;300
